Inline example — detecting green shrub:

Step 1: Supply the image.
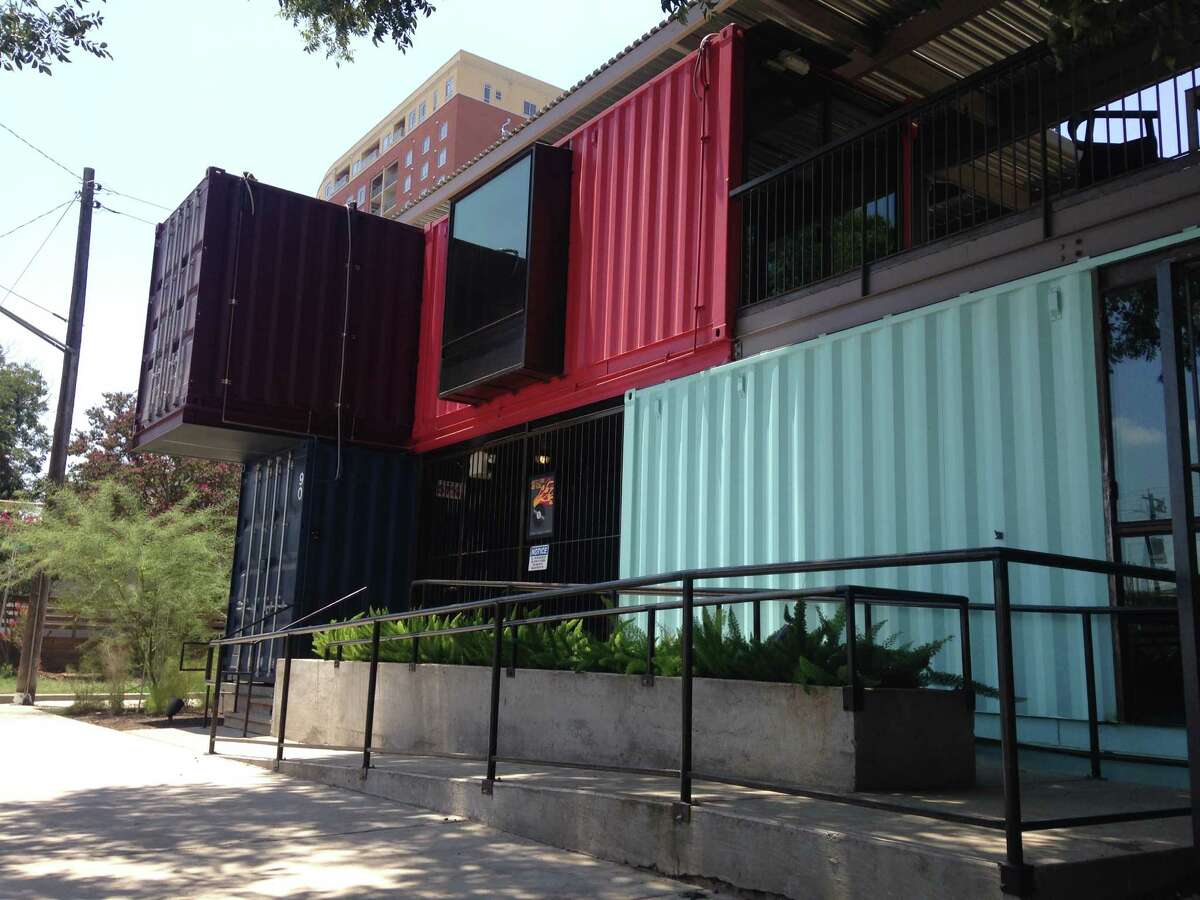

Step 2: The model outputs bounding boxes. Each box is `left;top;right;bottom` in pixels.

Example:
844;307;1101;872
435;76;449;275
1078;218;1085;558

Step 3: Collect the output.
146;667;204;715
312;601;993;694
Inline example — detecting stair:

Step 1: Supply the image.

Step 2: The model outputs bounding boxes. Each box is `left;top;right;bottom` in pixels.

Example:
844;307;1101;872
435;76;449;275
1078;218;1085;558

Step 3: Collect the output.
217;679;274;736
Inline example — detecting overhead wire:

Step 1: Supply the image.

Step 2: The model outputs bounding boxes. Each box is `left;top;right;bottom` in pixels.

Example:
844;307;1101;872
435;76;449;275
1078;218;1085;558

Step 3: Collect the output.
95;202;157;226
0;282;67;322
0;121;78;180
0;198;77;242
97;185;172;212
0;195;77;311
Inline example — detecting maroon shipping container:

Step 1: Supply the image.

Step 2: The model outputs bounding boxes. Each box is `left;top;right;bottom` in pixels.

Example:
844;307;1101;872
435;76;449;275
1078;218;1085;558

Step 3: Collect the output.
134;168;424;461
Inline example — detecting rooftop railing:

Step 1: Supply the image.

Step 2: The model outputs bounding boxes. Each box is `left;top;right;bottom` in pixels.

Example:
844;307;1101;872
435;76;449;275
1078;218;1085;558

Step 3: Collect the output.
733;37;1200;307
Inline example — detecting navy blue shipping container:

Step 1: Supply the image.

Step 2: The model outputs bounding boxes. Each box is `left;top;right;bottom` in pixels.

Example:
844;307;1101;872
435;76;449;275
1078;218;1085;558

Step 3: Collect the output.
225;438;418;679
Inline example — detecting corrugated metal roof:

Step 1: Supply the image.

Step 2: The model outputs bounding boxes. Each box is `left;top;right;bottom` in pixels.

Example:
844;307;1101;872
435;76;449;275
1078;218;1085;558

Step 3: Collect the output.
397;0;1057;227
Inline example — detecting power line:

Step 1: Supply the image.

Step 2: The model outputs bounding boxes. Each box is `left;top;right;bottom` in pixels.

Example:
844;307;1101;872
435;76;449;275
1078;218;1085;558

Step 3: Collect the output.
0;282;67;322
98;185;171;212
96;202;157;226
0;198;77;241
0;196;77;311
0;121;77;181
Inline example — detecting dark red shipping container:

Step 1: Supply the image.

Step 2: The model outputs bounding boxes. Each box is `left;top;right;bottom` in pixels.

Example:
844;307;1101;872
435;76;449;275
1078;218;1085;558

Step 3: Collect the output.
409;25;744;452
134;168;425;461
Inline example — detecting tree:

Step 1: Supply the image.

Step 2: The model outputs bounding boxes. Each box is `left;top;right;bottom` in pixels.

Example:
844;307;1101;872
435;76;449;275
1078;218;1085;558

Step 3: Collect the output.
2;0;434;72
0;481;229;688
0;347;49;499
67;391;240;523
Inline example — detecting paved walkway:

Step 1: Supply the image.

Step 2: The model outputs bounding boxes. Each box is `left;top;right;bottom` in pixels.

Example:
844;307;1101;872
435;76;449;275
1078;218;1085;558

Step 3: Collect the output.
0;706;722;899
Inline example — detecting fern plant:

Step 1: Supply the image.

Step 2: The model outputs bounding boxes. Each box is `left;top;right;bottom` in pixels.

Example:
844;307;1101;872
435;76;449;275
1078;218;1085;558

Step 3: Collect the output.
310;599;995;695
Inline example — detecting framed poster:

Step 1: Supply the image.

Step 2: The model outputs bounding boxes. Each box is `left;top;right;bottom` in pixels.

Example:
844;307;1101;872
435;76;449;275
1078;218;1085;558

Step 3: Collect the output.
528;472;555;540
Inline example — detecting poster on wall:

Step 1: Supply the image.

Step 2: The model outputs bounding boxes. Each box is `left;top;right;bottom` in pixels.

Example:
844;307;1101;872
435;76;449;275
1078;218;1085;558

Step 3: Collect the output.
528;473;555;540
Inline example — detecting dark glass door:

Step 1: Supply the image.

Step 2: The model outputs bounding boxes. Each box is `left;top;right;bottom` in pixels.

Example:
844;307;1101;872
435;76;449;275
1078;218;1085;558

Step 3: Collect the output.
1099;249;1200;723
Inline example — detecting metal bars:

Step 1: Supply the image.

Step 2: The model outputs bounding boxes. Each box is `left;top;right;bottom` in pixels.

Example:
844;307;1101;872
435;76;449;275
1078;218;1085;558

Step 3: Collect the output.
204;545;1184;898
735;38;1200;307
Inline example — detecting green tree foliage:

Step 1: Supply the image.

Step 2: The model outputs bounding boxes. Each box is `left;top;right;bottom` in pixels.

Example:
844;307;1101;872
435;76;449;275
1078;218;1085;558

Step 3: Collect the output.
67;391;240;525
0;481;229;688
277;0;434;63
0;347;49;499
0;0;109;73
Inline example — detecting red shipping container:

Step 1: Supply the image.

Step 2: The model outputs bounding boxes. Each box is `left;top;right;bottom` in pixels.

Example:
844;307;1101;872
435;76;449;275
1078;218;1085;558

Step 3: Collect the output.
134;169;425;461
410;25;744;452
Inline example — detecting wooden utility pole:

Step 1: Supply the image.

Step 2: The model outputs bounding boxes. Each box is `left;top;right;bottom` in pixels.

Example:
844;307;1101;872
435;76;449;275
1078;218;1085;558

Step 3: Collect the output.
13;167;95;704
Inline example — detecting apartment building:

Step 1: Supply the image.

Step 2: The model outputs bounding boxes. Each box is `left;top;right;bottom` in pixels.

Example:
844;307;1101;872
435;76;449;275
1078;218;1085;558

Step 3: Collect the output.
317;51;561;216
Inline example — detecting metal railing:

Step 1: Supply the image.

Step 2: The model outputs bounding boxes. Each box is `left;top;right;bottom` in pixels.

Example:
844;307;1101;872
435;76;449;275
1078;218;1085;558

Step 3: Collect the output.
203;546;1185;894
734;36;1200;306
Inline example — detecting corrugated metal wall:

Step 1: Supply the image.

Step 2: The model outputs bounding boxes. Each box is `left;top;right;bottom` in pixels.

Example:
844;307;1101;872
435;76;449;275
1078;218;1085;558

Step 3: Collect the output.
622;263;1115;721
226;438;418;678
409;25;744;452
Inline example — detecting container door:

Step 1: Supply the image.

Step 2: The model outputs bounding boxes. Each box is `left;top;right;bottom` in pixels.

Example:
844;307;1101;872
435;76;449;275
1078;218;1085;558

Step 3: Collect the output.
226;444;308;680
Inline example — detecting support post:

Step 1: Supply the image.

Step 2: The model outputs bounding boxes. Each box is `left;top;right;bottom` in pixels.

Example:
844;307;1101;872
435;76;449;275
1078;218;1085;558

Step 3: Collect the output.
361;622;381;774
241;662;254;738
959;601;975;711
993;557;1031;896
208;646;223;754
275;635;293;768
677;578;694;816
1081;612;1102;779
843;588;861;711
484;601;503;792
1156;258;1200;852
202;645;214;727
14;167;94;704
643;607;656;686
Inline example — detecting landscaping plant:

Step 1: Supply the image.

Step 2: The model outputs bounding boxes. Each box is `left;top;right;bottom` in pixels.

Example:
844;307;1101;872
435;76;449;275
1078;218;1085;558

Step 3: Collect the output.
313;599;994;694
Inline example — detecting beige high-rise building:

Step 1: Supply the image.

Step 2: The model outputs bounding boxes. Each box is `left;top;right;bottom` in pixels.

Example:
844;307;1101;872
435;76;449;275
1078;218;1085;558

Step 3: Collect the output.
318;51;562;216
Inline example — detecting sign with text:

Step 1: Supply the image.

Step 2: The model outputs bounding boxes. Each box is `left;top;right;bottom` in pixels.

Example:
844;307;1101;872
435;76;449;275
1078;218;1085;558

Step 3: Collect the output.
528;543;550;572
527;473;555;539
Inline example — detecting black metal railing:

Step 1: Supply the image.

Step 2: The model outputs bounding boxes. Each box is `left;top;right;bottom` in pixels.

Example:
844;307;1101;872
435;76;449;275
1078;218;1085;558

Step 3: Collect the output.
203;546;1184;895
734;37;1200;307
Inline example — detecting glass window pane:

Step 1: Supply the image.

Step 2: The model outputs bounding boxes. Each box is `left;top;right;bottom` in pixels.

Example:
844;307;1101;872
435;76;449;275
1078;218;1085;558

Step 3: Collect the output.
1106;281;1174;522
445;155;531;345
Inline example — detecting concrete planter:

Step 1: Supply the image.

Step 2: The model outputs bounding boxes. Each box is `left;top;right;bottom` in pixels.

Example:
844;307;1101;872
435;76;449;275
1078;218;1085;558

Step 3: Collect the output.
274;660;975;792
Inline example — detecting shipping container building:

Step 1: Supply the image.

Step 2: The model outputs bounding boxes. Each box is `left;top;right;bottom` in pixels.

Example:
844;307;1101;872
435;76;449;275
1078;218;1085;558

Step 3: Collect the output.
134;168;425;462
225;438;418;679
395;3;1200;779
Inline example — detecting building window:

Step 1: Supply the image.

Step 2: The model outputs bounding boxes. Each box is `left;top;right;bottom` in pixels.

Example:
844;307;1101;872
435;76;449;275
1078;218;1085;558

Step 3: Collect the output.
445;76;454;99
408;111;417;130
351;159;363;176
437;147;447;168
523;100;537;117
356;185;366;207
382;164;399;213
439;121;448;141
383;124;403;150
405;149;413;167
432;92;438;112
420;161;429;180
419;100;427;122
495;90;503;101
324;182;335;200
369;172;383;214
483;83;492;103
403;174;412;193
422;135;431;154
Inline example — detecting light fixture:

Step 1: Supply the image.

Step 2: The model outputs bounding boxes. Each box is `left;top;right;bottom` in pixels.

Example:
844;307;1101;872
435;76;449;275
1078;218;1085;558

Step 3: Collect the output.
535;454;551;465
765;50;811;77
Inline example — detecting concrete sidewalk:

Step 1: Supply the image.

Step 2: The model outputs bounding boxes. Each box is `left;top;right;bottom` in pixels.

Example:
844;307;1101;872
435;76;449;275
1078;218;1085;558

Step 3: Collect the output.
0;706;726;899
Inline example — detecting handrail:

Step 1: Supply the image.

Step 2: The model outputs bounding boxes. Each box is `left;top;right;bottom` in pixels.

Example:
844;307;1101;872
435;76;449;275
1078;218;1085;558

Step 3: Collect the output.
220;546;1172;647
206;545;1183;894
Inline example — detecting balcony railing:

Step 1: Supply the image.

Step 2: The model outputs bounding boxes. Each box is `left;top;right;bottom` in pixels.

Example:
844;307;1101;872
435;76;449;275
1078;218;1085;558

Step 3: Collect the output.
733;37;1200;308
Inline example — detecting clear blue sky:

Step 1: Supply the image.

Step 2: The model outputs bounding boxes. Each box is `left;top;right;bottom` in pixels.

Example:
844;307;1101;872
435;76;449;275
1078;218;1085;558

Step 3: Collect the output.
0;0;666;449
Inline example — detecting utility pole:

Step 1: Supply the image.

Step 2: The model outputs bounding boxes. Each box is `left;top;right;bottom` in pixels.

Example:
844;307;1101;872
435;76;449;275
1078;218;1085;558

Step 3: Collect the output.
13;167;95;704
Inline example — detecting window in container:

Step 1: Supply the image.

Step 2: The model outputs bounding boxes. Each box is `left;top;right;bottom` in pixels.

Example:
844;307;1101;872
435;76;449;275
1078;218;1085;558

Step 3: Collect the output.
439;143;572;403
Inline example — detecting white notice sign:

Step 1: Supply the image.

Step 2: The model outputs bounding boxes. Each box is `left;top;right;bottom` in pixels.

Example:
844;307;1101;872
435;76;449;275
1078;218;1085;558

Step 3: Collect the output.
528;543;550;572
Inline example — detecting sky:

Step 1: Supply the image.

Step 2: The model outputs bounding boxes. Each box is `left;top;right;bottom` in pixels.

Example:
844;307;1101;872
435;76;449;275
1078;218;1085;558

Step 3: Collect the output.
0;0;667;454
